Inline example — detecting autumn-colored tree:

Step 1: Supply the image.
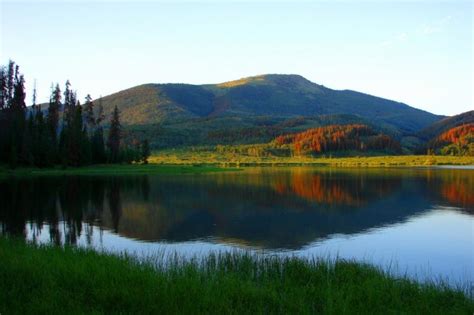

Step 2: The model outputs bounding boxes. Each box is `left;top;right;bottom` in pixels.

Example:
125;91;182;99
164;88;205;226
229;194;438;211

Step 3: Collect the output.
274;124;401;156
428;124;474;156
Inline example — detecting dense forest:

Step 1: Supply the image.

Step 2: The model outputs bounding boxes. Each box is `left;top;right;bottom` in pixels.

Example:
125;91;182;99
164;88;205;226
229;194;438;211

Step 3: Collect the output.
428;124;474;156
274;124;402;156
1;60;471;162
0;61;150;168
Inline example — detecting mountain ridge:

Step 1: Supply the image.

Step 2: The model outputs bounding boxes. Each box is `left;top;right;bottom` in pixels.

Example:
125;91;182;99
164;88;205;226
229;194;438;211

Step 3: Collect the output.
97;74;442;134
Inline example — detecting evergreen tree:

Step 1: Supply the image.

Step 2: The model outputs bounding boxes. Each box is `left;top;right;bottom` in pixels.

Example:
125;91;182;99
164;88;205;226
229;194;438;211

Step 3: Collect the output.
0;61;18;163
84;94;95;131
5;61;15;107
32;80;37;111
63;80;75;128
91;97;106;163
0;66;6;110
81;126;92;165
32;105;43;166
0;60;126;168
92;127;106;163
9;69;27;167
70;101;84;166
141;139;150;164
21;112;34;165
35;106;53;167
47;84;61;145
107;106;121;163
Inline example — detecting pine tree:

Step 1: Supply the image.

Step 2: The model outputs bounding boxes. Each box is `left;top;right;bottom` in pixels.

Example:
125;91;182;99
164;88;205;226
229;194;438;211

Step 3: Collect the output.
35;106;53;167
6;61;15;108
63;80;74;128
141;139;150;164
91;97;106;164
47;84;61;146
70;102;83;166
0;66;6;110
84;94;95;131
10;70;27;166
107;106;121;163
21;112;35;165
92;127;106;163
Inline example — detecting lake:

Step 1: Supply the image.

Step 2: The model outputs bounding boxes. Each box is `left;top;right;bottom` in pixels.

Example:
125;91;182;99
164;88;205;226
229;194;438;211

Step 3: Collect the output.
1;167;472;286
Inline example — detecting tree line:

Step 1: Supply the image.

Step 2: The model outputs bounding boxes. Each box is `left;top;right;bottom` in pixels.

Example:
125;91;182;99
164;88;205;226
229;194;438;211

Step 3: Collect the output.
428;124;474;156
275;124;401;155
0;60;151;168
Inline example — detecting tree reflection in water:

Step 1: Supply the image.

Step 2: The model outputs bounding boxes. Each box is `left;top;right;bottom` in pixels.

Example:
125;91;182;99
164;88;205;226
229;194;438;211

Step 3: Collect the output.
0;168;472;249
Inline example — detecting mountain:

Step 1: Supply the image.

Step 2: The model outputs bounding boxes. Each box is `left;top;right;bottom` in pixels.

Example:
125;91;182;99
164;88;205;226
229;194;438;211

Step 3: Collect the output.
95;74;443;148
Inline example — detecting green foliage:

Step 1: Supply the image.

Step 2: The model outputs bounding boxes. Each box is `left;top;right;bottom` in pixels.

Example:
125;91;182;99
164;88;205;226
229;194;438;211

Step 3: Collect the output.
0;238;472;314
0;61;152;168
141;139;151;164
428;124;474;156
149;148;474;167
0;164;238;178
107;105;121;163
94;74;442;149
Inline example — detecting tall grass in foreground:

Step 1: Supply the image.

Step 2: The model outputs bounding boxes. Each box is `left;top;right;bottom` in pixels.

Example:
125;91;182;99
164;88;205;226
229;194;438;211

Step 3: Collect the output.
0;238;472;314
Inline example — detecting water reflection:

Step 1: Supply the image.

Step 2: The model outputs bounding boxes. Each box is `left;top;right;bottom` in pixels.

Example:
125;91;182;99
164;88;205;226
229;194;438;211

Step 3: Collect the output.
0;168;472;249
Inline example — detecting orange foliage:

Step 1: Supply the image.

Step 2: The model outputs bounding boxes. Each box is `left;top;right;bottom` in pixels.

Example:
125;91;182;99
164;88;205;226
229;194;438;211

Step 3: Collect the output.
432;123;474;147
275;124;401;155
272;174;362;206
290;174;361;206
440;181;474;208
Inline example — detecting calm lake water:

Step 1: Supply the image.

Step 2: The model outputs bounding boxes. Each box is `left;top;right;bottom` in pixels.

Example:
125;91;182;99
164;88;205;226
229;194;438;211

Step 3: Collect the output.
1;167;473;286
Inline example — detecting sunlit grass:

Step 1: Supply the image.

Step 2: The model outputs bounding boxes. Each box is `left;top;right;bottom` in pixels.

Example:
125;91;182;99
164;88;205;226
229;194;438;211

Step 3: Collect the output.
0;238;472;314
150;147;474;167
217;75;265;88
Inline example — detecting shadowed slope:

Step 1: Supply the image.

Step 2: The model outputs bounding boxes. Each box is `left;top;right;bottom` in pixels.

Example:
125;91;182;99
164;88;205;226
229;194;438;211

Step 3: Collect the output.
97;74;442;135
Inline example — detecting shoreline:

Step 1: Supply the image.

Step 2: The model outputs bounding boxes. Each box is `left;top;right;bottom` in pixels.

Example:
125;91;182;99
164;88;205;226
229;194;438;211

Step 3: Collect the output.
1;237;472;314
149;152;474;167
1;155;473;178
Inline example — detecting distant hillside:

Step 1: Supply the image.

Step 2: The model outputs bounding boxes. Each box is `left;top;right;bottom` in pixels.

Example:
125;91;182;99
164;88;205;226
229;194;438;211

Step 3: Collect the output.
418;110;474;141
427;123;474;156
35;74;445;149
273;124;401;156
97;74;442;139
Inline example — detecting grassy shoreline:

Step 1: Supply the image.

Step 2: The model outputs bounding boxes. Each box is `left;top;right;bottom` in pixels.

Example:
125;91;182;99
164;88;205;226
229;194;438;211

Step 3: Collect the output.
150;150;474;167
1;154;472;178
0;238;472;314
0;164;239;178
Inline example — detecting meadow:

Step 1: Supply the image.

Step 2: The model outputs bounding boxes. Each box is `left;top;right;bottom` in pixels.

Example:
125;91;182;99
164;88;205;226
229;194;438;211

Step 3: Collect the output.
0;237;472;314
150;147;474;167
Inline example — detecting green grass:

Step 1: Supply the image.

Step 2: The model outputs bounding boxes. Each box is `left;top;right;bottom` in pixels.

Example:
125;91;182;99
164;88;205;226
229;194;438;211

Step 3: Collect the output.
0;164;239;178
150;147;474;167
0;238;472;314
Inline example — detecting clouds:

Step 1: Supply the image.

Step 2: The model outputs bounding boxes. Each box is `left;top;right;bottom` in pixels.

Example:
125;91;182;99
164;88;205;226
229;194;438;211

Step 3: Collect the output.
380;15;453;47
418;15;452;35
380;32;408;47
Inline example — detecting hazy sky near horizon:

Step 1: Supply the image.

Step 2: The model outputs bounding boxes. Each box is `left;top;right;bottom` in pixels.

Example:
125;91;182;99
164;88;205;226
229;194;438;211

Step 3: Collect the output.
1;1;472;115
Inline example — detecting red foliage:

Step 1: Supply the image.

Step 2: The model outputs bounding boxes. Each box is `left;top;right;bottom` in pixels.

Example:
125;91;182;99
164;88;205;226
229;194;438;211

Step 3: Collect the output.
274;124;401;154
432;123;474;147
441;182;474;208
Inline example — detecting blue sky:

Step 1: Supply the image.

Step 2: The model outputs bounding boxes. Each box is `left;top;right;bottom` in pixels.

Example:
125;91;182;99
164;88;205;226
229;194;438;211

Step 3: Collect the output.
1;1;472;115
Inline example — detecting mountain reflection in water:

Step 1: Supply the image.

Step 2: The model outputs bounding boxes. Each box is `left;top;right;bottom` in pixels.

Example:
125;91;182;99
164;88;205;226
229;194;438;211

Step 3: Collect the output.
1;167;472;250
